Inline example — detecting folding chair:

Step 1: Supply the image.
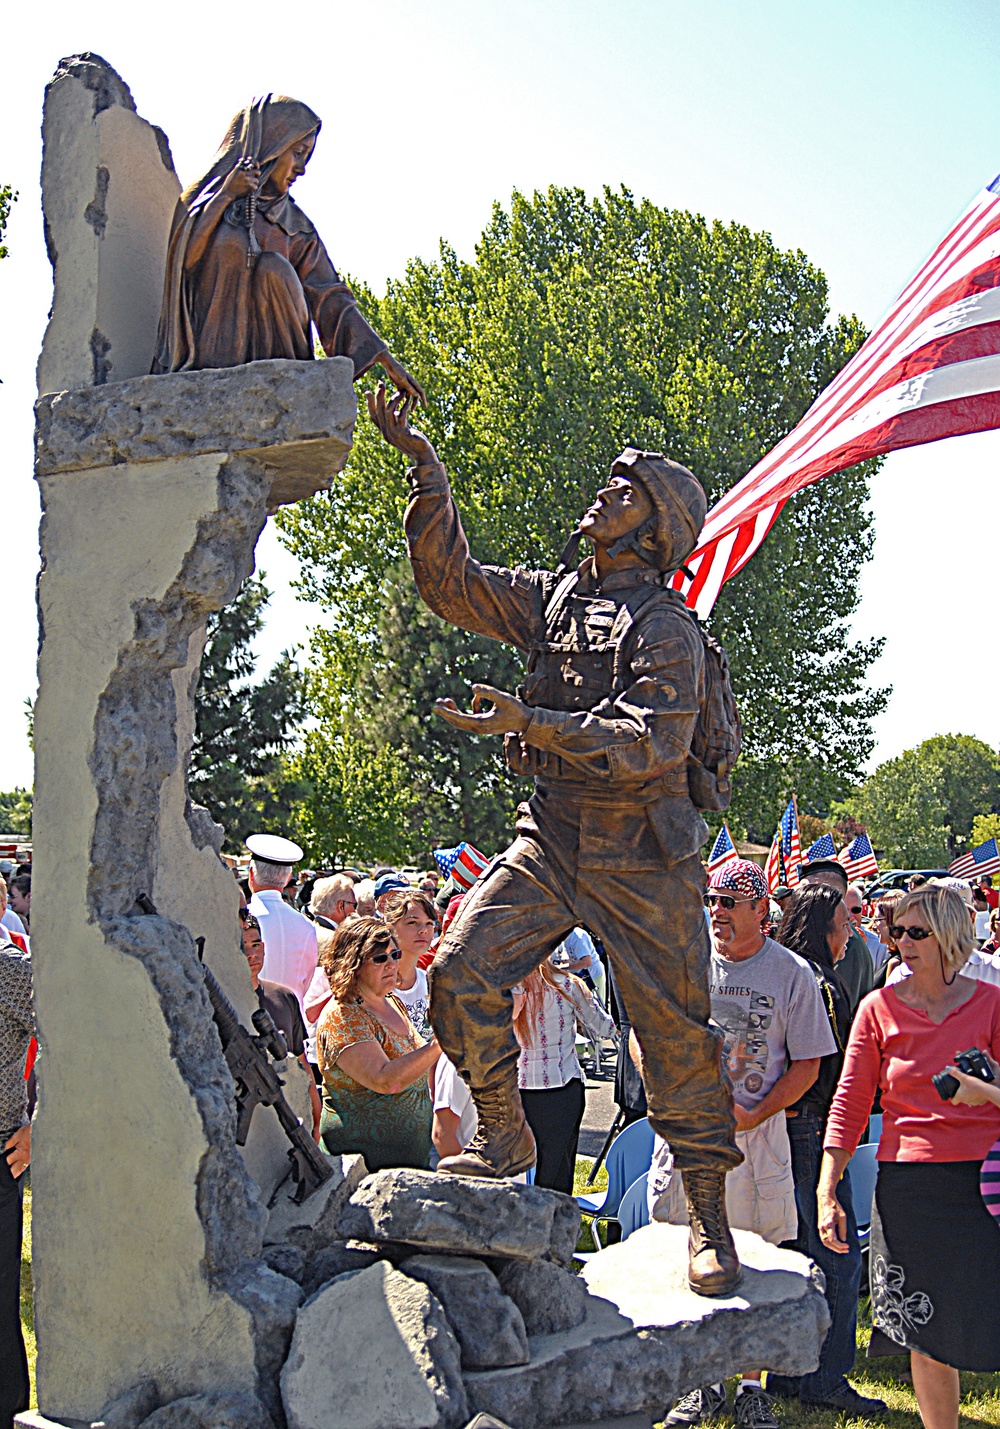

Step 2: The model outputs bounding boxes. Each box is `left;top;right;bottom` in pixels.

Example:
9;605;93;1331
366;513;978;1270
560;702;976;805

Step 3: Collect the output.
576;1118;655;1250
848;1140;879;1253
616;1171;650;1241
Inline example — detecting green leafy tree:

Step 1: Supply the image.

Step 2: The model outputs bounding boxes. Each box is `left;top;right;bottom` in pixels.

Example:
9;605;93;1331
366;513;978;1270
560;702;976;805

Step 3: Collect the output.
0;185;16;261
845;734;1000;867
279;186;888;857
970;812;1000;848
191;575;308;851
0;789;32;838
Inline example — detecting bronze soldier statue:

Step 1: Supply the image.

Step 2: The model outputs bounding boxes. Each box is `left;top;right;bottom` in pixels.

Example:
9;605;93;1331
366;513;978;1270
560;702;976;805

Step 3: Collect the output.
153;94;423;403
369;386;743;1296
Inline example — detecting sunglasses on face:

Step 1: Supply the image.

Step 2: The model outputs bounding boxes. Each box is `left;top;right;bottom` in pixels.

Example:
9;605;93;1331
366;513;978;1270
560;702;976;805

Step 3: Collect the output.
704;891;756;910
366;947;403;965
889;923;933;942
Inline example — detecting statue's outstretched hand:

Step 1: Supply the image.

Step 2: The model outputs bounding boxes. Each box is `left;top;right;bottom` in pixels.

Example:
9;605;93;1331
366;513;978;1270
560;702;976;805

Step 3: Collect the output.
435;684;530;736
379;352;427;406
366;383;436;463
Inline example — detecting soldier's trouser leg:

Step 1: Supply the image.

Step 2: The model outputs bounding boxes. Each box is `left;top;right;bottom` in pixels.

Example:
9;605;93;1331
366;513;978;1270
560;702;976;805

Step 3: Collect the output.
576;852;740;1175
428;835;576;1100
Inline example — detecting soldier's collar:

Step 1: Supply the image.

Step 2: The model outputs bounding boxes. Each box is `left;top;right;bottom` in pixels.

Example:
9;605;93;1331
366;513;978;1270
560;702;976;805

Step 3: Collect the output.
580;564;664;594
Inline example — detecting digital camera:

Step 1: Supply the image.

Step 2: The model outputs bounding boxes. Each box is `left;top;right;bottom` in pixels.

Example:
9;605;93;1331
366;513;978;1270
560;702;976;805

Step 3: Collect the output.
932;1047;996;1101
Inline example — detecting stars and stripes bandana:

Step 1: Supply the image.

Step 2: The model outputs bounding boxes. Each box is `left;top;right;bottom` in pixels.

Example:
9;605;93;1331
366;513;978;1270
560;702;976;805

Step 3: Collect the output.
709;857;769;901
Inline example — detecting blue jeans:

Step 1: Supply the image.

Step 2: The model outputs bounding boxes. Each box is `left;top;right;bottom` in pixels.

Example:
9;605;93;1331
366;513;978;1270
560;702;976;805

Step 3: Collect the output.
773;1110;862;1401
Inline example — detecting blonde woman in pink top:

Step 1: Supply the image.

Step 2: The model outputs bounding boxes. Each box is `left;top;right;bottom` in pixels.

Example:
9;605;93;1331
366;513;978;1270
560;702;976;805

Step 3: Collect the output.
818;884;1000;1429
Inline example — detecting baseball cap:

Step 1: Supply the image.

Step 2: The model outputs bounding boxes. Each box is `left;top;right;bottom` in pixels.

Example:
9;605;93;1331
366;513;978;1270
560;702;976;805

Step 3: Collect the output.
374;873;411;899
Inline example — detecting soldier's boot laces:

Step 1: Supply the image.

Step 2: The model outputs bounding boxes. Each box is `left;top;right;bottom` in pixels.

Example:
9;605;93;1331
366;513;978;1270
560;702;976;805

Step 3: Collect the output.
436;1083;536;1179
684;1167;742;1297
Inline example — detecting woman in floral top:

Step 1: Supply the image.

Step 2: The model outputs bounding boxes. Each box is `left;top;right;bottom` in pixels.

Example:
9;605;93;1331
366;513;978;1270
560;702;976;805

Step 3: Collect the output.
512;955;615;1193
317;918;440;1171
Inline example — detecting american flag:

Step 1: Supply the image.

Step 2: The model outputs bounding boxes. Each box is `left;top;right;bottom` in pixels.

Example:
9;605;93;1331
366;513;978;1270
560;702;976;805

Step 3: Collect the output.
707;821;740;874
837;831;880;882
766;799;802;893
948;836;1000;881
675;174;1000;617
433;842;490;891
806;832;837;861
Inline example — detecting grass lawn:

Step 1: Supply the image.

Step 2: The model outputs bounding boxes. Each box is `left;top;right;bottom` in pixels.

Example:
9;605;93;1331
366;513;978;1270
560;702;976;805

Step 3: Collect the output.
19;1163;1000;1428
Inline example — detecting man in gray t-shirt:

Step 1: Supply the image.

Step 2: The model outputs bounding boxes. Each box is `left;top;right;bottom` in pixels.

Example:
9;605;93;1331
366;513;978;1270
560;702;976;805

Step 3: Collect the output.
661;860;834;1429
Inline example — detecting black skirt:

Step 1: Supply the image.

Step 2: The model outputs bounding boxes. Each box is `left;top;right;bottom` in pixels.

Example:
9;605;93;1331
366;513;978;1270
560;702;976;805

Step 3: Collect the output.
868;1160;1000;1370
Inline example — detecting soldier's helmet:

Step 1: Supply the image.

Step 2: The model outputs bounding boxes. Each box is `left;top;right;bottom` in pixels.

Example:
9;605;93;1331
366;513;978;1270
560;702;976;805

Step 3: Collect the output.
609;448;708;571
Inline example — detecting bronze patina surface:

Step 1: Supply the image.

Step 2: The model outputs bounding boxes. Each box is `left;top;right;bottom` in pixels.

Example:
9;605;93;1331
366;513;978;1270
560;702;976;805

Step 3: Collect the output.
152;95;422;403
369;388;742;1190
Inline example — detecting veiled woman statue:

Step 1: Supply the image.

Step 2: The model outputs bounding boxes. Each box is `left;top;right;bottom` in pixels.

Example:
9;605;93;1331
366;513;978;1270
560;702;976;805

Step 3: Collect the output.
153;94;423;401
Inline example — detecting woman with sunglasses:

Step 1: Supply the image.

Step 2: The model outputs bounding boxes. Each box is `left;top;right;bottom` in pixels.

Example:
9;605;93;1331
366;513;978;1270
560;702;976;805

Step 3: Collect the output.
818;884;1000;1428
315;918;440;1171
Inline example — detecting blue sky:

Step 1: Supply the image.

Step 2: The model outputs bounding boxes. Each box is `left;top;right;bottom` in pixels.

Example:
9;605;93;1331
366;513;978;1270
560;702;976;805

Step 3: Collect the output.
2;0;999;790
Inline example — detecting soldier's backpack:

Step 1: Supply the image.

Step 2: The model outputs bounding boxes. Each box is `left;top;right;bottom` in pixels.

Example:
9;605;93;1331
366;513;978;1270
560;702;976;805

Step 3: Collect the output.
685;621;741;812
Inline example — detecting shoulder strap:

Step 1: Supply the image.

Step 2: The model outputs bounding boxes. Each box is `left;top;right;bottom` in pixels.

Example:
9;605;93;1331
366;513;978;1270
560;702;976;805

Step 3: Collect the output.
610;583;673;695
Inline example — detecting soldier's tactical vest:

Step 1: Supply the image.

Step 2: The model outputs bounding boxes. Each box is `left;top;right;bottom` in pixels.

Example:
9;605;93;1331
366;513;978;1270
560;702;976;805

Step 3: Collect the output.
504;569;740;812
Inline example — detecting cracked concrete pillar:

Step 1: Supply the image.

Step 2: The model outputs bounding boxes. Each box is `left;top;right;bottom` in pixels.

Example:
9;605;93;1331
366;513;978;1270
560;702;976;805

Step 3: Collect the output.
37;52;181;394
29;53;359;1422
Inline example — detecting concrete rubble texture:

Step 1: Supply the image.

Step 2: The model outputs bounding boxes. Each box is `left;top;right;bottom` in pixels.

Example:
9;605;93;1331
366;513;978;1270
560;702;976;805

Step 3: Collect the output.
493;1259;588;1336
336;1169;581;1268
400;1255;530;1369
280;1262;468;1429
264;1153;367;1254
464;1225;830;1429
29;51;358;1422
134;1391;275;1429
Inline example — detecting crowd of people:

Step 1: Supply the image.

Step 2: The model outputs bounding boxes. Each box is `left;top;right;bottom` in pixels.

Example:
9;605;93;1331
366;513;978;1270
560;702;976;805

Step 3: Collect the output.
3;834;1000;1429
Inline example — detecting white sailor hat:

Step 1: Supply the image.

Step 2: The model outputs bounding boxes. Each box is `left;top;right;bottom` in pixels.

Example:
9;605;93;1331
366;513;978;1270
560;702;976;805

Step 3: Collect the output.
245;833;304;867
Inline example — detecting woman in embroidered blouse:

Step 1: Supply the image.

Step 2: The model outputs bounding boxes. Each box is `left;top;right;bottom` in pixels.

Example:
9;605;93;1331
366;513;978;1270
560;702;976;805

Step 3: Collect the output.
316;918;439;1172
818;884;1000;1429
512;956;615;1193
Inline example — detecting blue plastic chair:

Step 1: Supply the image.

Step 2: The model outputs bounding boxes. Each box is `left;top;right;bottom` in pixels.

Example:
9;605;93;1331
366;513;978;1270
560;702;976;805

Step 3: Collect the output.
848;1140;879;1251
867;1113;883;1147
616;1171;650;1241
576;1118;655;1250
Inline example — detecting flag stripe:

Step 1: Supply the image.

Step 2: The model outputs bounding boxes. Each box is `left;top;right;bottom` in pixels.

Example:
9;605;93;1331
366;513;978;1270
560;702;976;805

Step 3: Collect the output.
681;180;1000;616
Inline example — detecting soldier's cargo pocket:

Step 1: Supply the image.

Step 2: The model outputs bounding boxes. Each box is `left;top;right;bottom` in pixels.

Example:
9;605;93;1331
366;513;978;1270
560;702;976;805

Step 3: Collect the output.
577;806;665;870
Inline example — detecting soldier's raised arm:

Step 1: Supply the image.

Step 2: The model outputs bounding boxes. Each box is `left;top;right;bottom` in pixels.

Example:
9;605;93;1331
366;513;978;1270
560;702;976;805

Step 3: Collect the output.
366;385;546;651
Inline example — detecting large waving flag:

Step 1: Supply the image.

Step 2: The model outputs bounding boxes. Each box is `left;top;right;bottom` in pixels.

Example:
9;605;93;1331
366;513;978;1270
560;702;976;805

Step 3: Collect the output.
949;837;1000;881
707;822;740;875
676;174;1000;616
838;831;880;882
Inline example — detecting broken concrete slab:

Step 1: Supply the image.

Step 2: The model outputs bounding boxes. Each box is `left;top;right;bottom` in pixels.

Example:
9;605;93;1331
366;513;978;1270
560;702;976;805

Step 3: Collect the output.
296;1241;385;1298
281;1262;468;1429
336;1170;580;1268
37;53;180;395
401;1256;529;1370
581;1224;830;1371
264;1152;366;1253
135;1391;274;1429
463;1225;831;1428
494;1259;588;1336
92;1381;161;1429
35;357;357;510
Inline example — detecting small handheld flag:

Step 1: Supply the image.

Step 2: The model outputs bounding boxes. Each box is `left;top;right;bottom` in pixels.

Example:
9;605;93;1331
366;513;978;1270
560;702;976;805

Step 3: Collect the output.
837;831;879;882
707;822;740;875
433;842;490;892
948;837;1000;881
806;832;837;861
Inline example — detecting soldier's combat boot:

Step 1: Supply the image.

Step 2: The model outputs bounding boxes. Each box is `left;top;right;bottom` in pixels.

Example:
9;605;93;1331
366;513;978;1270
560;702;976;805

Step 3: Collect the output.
436;1082;536;1179
684;1167;742;1296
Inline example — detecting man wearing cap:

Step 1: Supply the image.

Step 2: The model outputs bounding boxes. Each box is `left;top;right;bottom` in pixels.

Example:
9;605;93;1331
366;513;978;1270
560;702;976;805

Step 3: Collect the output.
246;834;318;1007
654;860;837;1428
374;871;411;913
369;385;743;1294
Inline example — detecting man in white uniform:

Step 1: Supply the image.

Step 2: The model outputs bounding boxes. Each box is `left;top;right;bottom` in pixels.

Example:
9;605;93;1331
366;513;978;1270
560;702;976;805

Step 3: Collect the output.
246;834;318;1007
